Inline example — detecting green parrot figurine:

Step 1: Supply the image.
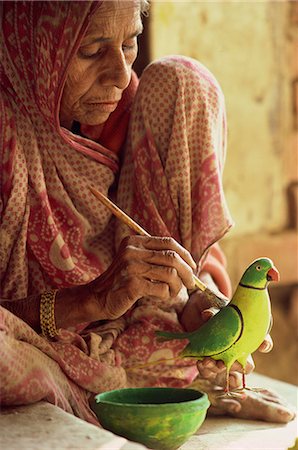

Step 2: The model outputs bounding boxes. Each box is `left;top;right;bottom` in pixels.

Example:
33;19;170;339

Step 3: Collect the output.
156;257;279;394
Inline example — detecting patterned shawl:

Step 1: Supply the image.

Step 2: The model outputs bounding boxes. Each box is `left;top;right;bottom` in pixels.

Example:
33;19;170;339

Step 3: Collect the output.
0;1;233;302
0;1;138;299
0;3;235;423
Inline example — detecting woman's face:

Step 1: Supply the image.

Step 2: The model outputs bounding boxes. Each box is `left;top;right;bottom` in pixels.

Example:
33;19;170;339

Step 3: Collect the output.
60;1;143;129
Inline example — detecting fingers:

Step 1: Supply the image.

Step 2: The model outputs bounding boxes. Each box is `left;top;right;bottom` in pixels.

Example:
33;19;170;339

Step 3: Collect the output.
210;395;242;415
120;236;196;290
91;235;197;320
228;355;254;375
197;357;255;381
135;236;196;271
197;358;248;391
229;390;296;423
201;307;220;322
254;388;286;405
258;334;273;353
245;354;255;374
180;292;211;331
123;261;183;298
207;387;295;424
104;278;171;319
228;371;243;390
181;287;225;332
144;249;195;289
197;358;226;381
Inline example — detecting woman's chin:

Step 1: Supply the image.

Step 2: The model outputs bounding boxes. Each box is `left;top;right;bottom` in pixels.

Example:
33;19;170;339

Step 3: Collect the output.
81;115;110;127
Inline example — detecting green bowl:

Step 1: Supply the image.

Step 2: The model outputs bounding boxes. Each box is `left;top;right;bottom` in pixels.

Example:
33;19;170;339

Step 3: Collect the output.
91;387;210;450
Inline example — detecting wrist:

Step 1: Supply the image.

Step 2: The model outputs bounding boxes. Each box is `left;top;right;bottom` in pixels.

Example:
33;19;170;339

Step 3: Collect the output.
54;285;89;329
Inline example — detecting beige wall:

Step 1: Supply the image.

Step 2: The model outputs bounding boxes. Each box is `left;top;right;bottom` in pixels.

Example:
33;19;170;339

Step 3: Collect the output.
150;1;297;286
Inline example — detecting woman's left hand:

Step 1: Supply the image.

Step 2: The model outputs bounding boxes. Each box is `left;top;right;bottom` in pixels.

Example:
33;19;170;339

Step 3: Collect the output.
180;270;230;332
196;335;273;385
180;284;229;332
199;381;296;423
194;353;295;423
196;354;254;391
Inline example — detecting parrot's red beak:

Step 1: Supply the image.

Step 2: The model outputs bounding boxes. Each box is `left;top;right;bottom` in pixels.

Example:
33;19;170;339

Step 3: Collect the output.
267;266;280;282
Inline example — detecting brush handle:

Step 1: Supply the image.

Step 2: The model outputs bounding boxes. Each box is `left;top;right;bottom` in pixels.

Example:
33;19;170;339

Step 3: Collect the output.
89;186;207;292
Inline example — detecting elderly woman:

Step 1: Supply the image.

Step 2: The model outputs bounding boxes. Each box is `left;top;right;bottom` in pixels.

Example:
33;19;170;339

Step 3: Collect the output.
0;0;294;426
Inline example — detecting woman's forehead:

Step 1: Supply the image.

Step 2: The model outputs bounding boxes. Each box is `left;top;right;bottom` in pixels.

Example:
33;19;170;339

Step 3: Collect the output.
86;1;142;36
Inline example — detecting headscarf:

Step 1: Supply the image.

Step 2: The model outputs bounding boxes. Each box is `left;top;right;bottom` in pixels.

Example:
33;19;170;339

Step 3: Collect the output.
0;1;137;298
0;2;233;302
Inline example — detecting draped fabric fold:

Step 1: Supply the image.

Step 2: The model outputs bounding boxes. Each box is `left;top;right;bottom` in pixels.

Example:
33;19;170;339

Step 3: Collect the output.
0;1;124;298
0;1;233;424
113;56;233;387
116;56;233;278
0;1;132;422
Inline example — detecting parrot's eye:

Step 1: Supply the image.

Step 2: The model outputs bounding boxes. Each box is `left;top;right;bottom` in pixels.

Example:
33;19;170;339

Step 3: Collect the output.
256;265;262;271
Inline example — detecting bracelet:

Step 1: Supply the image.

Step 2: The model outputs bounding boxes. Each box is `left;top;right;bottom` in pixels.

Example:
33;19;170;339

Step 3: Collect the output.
40;290;59;338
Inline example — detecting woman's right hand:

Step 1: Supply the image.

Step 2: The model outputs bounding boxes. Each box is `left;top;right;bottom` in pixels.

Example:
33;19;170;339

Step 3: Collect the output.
81;235;197;322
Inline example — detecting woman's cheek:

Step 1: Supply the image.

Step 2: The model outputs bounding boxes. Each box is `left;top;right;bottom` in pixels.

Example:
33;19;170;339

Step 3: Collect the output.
67;57;91;89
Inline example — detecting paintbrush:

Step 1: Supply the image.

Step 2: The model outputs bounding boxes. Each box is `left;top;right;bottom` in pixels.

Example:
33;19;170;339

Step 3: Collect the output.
89;186;227;309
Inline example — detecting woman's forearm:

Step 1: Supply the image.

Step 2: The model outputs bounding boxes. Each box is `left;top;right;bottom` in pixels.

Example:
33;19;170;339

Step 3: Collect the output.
54;287;89;329
1;294;42;332
0;285;89;333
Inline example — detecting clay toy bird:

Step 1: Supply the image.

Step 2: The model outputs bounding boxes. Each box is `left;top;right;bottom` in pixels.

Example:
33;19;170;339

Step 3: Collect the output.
156;257;279;395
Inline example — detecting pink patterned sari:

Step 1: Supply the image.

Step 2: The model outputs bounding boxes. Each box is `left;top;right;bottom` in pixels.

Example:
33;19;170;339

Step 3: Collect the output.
0;2;233;424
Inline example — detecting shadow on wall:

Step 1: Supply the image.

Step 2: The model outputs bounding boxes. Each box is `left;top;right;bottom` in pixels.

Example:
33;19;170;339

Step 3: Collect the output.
133;14;150;76
253;286;298;386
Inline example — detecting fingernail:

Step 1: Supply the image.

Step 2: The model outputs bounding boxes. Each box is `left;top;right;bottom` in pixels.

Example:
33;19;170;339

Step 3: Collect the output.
205;360;213;366
278;409;291;417
190;258;197;270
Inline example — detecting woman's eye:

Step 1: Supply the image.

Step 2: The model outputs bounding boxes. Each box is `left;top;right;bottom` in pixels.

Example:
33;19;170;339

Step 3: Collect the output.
122;39;137;53
122;45;133;52
78;39;137;59
78;46;102;59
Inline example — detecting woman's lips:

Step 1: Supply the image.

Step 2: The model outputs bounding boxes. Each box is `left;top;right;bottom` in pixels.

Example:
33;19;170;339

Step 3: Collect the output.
85;101;119;113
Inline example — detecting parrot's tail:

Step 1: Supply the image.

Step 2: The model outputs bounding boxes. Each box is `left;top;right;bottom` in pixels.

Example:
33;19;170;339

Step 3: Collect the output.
155;330;190;341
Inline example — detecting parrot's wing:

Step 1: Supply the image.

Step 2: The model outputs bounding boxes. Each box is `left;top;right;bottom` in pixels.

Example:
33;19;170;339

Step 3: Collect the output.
181;305;243;358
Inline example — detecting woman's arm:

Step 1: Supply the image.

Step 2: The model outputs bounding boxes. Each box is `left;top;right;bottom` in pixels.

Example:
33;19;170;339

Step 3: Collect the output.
1;235;197;334
1;286;87;332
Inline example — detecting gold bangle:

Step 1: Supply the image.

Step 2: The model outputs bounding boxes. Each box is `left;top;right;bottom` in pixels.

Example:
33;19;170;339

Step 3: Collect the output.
40;290;59;338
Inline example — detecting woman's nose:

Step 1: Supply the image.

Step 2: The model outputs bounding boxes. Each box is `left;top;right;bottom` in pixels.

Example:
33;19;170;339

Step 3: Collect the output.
102;50;131;90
